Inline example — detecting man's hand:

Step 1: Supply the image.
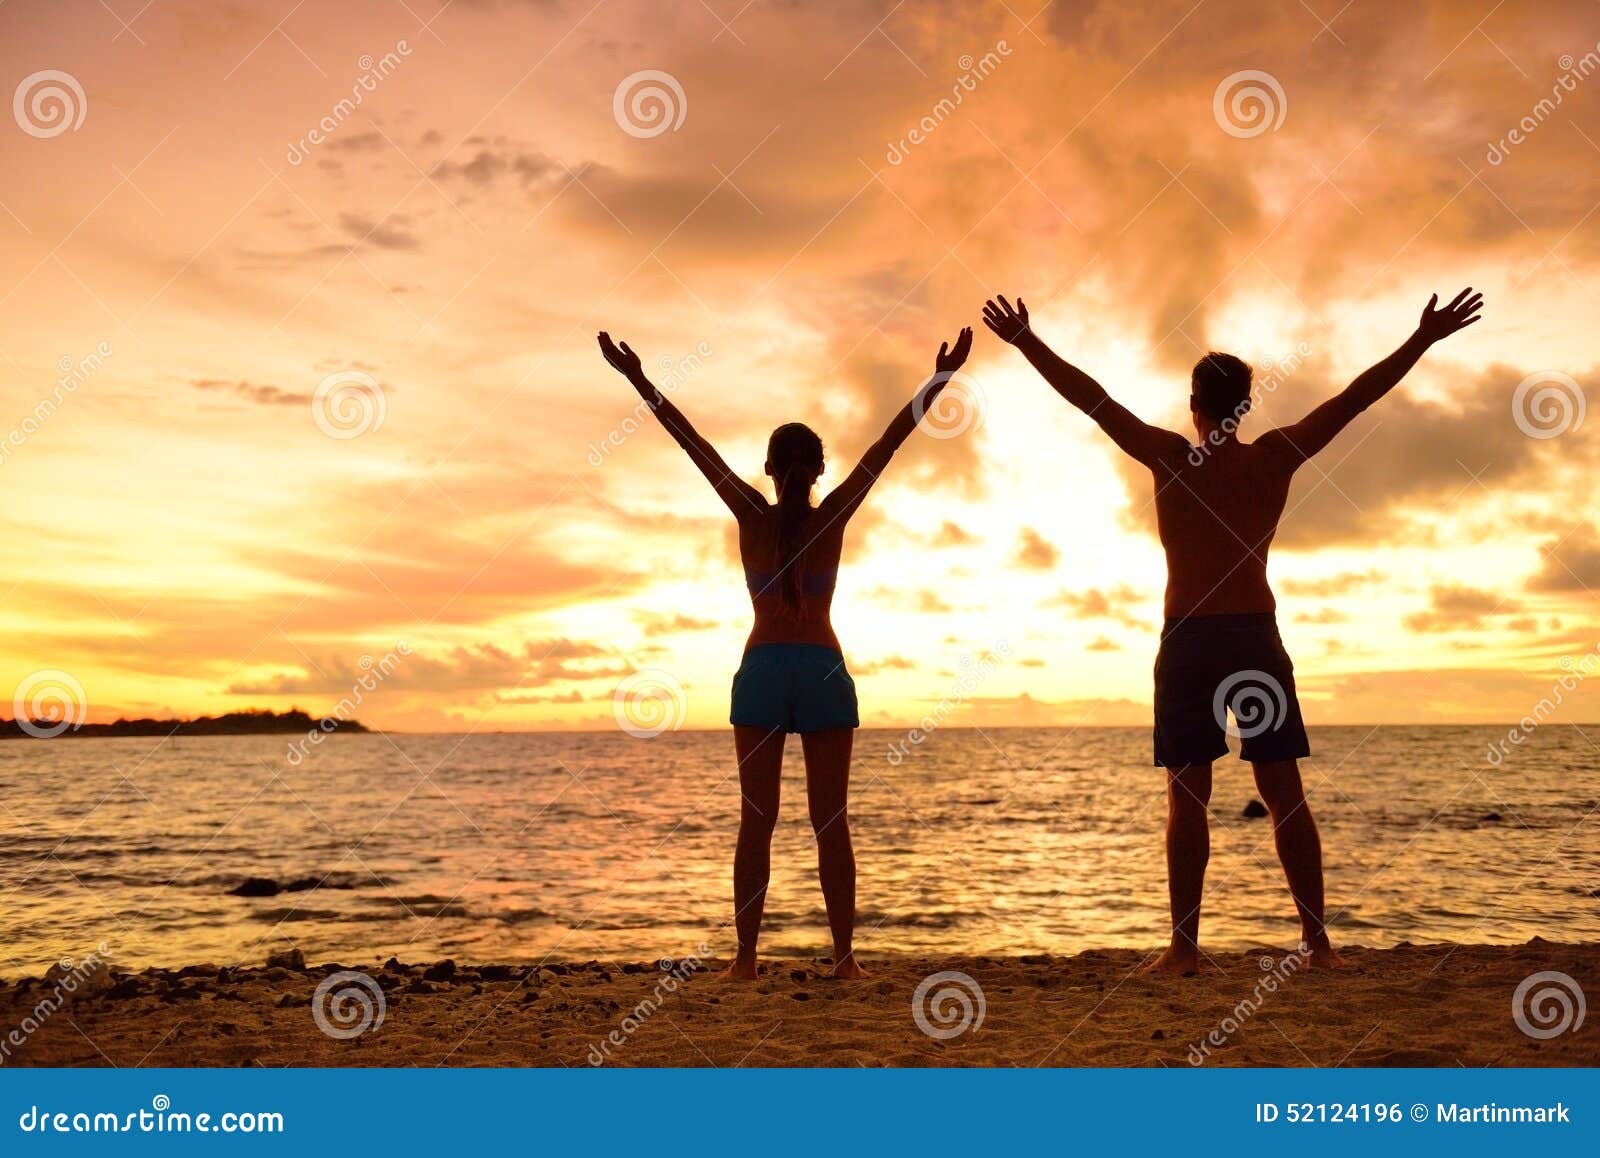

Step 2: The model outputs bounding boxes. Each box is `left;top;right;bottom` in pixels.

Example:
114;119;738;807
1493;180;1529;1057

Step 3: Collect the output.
982;296;1031;345
597;331;645;381
1416;288;1484;344
935;326;974;374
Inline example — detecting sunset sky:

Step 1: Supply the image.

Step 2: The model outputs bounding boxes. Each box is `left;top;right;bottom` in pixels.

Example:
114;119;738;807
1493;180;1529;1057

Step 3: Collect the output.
0;0;1595;732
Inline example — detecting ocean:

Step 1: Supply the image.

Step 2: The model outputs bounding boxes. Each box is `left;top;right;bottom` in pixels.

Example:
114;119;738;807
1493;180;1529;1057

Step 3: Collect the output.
2;724;1596;976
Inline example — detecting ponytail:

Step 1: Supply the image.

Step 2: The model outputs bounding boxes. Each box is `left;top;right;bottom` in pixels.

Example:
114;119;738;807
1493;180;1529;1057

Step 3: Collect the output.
765;423;825;615
775;463;812;612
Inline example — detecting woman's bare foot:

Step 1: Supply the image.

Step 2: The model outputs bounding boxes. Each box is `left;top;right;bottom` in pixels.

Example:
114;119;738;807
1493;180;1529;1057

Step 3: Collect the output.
829;953;868;980
1142;944;1201;976
722;954;760;981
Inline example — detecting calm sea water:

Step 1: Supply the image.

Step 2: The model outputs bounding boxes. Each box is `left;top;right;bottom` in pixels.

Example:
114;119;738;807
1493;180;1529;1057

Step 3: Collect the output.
2;725;1597;976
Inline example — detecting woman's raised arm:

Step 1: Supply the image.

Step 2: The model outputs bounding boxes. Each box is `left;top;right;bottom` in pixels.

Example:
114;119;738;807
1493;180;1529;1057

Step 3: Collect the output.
598;332;765;518
819;327;973;526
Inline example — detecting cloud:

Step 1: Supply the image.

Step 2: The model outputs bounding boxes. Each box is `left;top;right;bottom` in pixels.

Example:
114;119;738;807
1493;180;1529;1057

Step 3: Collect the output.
189;378;311;406
338;212;421;250
1278;570;1385;597
639;613;720;636
1402;584;1520;633
1528;527;1600;593
1014;527;1059;569
1045;584;1148;627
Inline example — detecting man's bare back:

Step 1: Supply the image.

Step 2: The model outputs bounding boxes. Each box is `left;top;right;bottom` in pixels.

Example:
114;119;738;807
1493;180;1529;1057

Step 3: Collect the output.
1152;438;1294;618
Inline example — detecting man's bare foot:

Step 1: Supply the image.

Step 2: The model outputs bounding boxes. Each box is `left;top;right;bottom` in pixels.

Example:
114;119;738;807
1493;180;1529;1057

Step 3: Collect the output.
722;955;759;981
829;954;868;980
1142;945;1201;976
1302;942;1350;969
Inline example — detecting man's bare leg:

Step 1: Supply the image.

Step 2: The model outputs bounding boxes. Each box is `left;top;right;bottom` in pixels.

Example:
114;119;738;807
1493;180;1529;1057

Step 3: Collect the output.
1251;758;1344;967
1147;762;1213;975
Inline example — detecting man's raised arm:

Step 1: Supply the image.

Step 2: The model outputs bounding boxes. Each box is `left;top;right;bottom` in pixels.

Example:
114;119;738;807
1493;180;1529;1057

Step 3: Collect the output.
1263;288;1484;463
984;295;1189;468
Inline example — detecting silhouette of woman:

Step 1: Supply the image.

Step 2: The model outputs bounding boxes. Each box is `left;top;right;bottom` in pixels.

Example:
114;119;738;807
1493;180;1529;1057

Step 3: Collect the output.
598;327;973;979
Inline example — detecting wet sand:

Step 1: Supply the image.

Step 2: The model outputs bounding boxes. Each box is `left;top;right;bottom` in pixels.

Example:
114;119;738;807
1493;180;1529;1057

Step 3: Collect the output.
4;941;1595;1067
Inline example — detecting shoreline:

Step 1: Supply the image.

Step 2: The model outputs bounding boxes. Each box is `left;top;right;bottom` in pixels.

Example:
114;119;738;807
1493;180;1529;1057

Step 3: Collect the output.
4;941;1595;1068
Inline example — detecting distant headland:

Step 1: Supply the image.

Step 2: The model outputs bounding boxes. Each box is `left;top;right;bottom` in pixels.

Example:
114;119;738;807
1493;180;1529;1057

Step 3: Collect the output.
0;708;368;739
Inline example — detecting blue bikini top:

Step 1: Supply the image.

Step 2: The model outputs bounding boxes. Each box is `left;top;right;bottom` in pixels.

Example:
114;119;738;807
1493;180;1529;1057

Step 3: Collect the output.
744;563;837;600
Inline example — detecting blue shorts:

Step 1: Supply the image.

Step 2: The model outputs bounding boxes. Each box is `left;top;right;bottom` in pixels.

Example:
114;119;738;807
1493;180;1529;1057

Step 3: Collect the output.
730;644;859;734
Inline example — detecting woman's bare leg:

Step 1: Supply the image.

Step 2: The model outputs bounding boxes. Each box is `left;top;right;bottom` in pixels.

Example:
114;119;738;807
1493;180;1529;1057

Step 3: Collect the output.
800;727;863;978
729;725;784;980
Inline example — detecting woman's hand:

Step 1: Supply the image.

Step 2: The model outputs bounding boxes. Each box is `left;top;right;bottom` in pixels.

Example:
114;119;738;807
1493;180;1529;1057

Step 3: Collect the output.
935;326;974;374
982;296;1030;345
597;331;645;381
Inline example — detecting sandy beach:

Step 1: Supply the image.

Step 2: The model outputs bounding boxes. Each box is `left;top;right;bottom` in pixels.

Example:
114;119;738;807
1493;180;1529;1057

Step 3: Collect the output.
4;941;1594;1068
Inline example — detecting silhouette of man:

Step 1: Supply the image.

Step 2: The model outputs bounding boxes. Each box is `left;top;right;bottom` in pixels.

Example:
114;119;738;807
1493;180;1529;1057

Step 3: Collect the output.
985;288;1483;973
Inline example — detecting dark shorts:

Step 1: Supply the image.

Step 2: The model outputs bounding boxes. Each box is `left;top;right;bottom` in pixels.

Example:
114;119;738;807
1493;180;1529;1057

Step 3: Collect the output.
730;643;859;734
1153;613;1310;767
